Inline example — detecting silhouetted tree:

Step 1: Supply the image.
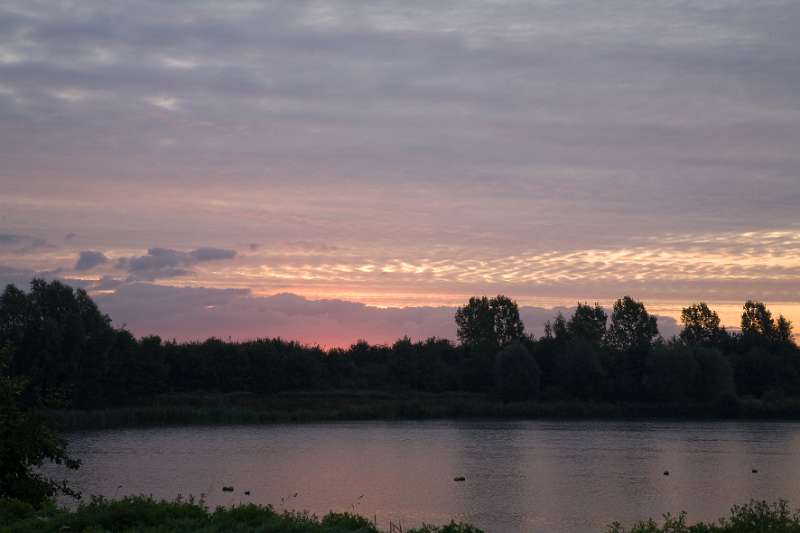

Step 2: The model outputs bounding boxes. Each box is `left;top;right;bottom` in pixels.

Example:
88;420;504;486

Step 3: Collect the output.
732;346;782;397
455;295;524;350
0;344;80;506
644;344;697;402
567;303;607;347
554;339;604;400
680;302;725;347
493;341;540;402
3;277;800;411
692;347;735;402
606;296;659;353
741;300;777;340
777;316;794;344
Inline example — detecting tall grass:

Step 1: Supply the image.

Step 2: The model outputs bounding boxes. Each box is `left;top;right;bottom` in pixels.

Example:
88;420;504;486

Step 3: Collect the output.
0;495;483;533
607;500;800;533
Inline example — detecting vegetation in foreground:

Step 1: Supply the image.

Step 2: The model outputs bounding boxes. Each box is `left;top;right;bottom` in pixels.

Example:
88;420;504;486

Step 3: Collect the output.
607;500;800;533
0;495;481;533
2;497;800;533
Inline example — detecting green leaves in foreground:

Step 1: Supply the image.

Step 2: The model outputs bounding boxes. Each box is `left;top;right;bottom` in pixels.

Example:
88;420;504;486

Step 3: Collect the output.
608;500;800;533
0;495;483;533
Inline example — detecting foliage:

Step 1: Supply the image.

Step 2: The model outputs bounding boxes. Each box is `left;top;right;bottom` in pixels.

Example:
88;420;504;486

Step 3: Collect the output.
607;500;800;533
567;302;608;347
0;495;483;532
454;295;524;350
0;345;80;507
493;341;540;402
680;303;725;347
606;296;660;353
1;280;799;413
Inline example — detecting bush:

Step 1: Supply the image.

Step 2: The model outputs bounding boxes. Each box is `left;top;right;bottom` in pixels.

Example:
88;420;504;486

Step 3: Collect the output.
0;495;477;532
493;341;540;402
607;500;800;533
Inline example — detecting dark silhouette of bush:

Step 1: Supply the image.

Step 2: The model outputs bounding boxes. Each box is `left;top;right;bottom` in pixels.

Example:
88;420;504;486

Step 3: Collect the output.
493;341;540;402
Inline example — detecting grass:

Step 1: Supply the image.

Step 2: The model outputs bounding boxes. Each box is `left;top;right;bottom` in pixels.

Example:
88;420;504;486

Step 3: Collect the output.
607;500;800;532
0;495;482;533
3;497;799;533
47;391;800;430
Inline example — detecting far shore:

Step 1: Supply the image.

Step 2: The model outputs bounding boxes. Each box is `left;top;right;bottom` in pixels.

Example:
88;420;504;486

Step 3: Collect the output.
48;390;800;430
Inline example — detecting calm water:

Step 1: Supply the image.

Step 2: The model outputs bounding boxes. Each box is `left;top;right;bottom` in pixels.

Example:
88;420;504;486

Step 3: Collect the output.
50;420;800;532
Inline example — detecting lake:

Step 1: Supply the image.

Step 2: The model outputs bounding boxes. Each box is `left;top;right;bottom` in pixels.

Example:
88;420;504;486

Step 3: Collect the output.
51;420;800;532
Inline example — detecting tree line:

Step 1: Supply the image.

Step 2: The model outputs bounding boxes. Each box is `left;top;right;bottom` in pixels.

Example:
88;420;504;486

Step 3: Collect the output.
0;279;797;409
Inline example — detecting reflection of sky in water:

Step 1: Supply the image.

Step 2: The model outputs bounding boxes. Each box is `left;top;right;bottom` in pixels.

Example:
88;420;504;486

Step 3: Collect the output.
43;420;800;533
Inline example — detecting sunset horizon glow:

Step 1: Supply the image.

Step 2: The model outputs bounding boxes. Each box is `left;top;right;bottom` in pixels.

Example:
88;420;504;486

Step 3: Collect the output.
2;0;798;346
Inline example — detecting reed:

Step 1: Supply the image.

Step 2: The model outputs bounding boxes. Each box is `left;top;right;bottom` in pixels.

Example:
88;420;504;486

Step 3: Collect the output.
0;495;482;533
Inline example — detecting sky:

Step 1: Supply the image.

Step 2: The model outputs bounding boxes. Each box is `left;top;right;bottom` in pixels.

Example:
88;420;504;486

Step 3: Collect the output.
1;0;799;346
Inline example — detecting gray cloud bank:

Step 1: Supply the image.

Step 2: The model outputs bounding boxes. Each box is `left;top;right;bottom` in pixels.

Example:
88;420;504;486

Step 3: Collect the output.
74;250;108;271
92;282;678;346
1;0;799;240
116;247;237;280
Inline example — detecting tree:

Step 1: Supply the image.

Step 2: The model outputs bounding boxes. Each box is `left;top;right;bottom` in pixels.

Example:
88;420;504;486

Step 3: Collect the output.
0;344;80;506
680;302;724;346
455;295;524;350
643;344;697;402
0;279;116;407
741;300;777;339
606;296;659;353
692;347;735;402
777;315;794;344
567;303;607;347
555;339;604;400
493;341;540;402
490;295;525;347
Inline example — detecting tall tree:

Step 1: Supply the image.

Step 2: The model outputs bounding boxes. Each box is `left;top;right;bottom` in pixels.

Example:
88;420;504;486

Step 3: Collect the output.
606;296;659;353
0;344;80;506
776;315;794;344
567;302;607;346
680;302;724;346
455;295;524;349
489;295;525;347
741;300;777;339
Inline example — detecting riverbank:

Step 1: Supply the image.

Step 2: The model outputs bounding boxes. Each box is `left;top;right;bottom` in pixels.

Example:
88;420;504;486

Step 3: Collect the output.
0;496;480;532
48;391;800;430
3;497;799;533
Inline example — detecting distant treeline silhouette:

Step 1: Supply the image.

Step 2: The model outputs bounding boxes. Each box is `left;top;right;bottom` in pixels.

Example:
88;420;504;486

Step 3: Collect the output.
0;279;797;409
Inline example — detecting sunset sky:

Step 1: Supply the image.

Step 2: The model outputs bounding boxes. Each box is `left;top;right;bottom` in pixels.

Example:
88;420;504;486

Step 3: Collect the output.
1;0;799;346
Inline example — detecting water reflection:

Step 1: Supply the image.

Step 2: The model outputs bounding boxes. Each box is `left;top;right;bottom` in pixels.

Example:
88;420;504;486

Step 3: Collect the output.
46;420;800;532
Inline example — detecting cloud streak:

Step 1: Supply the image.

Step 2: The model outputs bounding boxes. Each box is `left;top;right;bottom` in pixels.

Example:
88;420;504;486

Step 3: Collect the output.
116;247;237;280
74;250;107;271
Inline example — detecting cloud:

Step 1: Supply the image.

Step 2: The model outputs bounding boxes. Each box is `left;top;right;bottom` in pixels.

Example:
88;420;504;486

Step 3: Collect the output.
116;246;237;280
0;265;35;288
74;250;108;271
0;0;798;336
189;247;237;262
91;282;679;346
0;233;49;254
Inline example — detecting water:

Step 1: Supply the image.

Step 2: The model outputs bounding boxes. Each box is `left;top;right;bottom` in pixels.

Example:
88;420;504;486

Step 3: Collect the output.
50;420;800;532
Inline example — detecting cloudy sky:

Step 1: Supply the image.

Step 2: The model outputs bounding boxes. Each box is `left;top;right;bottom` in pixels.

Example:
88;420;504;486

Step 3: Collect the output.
1;0;798;345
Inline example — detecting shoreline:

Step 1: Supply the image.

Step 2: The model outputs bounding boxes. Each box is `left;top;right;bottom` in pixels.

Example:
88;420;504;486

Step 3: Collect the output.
48;391;800;430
